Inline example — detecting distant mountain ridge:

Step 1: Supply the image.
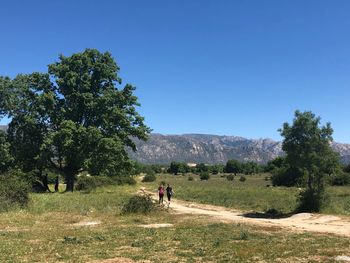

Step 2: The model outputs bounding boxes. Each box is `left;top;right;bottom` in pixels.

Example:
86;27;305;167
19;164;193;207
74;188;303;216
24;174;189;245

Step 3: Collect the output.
1;124;350;164
128;133;350;164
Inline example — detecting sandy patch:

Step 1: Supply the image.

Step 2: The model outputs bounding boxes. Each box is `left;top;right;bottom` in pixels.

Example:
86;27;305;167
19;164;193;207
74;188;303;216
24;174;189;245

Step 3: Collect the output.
336;256;350;262
72;220;101;227
89;257;151;263
0;226;28;232
138;223;173;228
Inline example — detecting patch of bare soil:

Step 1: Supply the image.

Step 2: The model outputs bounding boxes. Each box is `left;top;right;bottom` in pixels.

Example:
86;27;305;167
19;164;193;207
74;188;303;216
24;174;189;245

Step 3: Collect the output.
335;255;350;262
138;223;173;228
89;257;151;263
144;189;350;237
0;226;28;232
72;219;101;227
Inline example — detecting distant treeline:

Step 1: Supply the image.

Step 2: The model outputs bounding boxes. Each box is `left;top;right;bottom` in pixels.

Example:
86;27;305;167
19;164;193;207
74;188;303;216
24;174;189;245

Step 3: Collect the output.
132;157;350;187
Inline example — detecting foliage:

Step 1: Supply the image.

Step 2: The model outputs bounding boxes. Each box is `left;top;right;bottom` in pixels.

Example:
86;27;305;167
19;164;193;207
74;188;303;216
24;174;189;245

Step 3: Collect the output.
132;162;163;175
225;159;241;175
329;173;350;186
264;157;286;173
168;161;190;175
271;166;304;187
226;174;235;181
0;169;30;211
296;188;329;212
0;130;12;173
196;163;208;173
280;111;340;211
75;174;136;192
200;172;210;181
239;176;246;182
225;159;262;175
142;173;156;182
122;194;155;214
188;175;194;181
343;164;350;174
210;164;224;174
75;175;115;192
0;49;151;191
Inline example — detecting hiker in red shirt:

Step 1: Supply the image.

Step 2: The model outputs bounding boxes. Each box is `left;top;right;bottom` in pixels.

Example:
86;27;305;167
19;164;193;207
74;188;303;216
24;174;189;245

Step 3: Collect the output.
158;184;165;204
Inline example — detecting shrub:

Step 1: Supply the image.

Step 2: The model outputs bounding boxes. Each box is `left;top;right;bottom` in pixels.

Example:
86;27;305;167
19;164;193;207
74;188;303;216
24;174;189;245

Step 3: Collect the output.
115;176;136;185
239;176;246;182
188;175;194;181
296;188;328;212
0;170;30;211
122;194;155;214
264;208;282;217
238;229;249;240
271;167;304;187
75;175;115;192
226;174;234;181
330;173;350;186
200;172;210;181
142;173;156;182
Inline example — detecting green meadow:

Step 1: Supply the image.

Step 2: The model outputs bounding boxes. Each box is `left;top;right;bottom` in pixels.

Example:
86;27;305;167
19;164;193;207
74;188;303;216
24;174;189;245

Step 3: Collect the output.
0;176;349;262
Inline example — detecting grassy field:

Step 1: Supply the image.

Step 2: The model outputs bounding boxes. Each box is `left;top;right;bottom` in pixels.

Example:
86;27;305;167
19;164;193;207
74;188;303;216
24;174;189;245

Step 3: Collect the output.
0;178;349;262
147;173;350;215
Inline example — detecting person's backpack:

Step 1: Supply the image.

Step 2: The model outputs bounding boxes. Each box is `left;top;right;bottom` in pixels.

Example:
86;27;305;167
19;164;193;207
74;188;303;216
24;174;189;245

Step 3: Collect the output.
159;187;164;195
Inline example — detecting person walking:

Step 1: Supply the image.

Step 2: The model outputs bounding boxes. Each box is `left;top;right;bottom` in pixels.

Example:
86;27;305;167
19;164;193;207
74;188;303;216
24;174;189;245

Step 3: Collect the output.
166;184;173;204
54;176;59;192
158;184;165;204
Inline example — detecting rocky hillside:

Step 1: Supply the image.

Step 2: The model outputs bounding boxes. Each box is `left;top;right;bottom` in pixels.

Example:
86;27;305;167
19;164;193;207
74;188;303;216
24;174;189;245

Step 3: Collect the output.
128;133;350;164
1;123;350;164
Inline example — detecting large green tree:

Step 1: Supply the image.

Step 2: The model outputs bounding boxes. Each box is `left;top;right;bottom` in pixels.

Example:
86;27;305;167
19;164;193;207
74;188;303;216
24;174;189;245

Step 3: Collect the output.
0;49;151;191
279;111;340;211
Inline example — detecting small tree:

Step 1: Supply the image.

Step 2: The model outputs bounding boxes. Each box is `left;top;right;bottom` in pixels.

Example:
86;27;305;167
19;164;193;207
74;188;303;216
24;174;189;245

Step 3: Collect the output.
196;163;208;173
225;159;241;176
280;111;340;212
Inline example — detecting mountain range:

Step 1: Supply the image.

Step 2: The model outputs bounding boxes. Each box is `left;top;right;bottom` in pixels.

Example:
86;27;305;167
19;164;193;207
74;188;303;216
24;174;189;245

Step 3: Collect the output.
128;133;350;165
1;124;350;164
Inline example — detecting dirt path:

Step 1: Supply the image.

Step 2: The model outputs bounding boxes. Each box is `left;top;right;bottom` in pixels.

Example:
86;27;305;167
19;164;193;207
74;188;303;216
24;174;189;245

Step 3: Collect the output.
141;188;350;237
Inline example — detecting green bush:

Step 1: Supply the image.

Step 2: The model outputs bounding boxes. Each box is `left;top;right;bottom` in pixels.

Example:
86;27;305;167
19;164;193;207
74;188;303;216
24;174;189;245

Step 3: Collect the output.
75;175;136;191
188;175;194;181
297;188;328;212
122;194;155;214
271;167;304;187
0;170;30;212
330;173;350;186
115;176;136;185
226;174;234;181
239;176;246;182
200;172;210;181
75;175;115;192
142;173;156;182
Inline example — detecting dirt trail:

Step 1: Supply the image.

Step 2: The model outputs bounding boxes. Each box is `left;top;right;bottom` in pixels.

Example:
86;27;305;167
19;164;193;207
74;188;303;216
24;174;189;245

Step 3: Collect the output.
141;188;350;237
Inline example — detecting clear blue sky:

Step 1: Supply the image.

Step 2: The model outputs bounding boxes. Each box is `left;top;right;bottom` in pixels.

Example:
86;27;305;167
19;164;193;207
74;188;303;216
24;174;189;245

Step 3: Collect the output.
1;0;350;142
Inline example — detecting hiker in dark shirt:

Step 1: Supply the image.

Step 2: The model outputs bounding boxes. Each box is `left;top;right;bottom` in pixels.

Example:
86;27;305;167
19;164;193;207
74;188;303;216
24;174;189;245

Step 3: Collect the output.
54;176;59;192
43;173;51;192
166;184;173;203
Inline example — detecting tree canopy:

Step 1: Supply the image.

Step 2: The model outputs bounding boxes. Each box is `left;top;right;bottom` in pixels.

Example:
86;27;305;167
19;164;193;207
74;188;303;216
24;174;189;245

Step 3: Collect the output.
279;110;340;211
0;49;151;191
